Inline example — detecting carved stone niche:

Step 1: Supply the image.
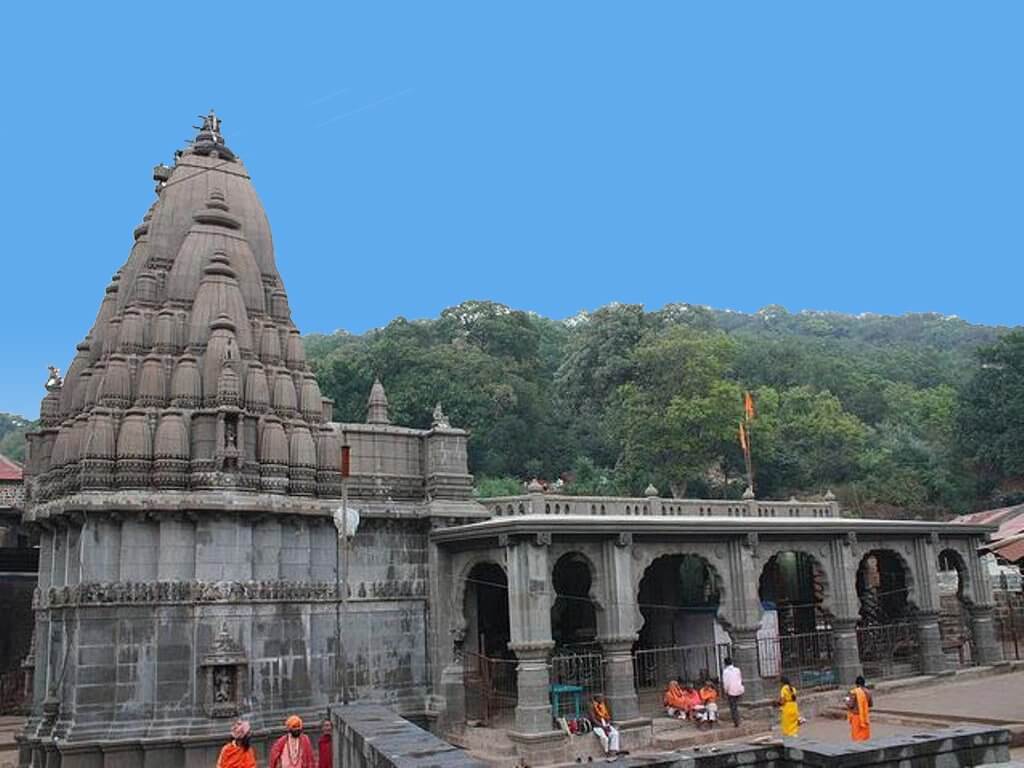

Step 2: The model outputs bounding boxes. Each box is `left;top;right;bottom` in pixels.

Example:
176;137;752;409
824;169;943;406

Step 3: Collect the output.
200;623;249;718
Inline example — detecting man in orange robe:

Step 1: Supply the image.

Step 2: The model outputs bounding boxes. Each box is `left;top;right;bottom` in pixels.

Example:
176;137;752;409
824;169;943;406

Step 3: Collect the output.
217;720;257;768
847;676;872;742
663;680;689;718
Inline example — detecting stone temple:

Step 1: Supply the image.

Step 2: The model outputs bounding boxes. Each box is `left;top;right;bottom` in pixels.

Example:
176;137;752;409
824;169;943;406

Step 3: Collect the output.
17;115;1006;767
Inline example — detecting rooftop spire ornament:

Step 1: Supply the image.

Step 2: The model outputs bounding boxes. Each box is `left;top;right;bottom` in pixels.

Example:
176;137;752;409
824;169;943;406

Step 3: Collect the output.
45;366;63;392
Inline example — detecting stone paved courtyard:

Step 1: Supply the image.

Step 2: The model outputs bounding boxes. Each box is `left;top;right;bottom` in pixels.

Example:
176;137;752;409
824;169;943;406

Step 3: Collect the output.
3;670;1023;766
456;667;1024;765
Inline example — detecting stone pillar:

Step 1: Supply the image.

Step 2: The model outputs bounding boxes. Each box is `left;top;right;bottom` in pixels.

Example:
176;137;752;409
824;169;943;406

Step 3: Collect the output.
724;537;765;701
912;536;950;674
963;537;1003;665
438;654;467;733
600;637;640;722
597;535;641;722
831;618;862;685
506;533;554;734
828;535;863;684
728;627;764;701
509;641;555;733
915;611;947;674
968;605;1003;665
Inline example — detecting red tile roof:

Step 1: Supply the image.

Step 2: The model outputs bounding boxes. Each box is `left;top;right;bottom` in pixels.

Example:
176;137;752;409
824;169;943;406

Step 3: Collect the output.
0;454;23;482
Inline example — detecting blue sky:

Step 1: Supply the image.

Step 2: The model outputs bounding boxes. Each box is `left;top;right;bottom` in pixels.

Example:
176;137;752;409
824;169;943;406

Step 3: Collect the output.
1;3;1022;418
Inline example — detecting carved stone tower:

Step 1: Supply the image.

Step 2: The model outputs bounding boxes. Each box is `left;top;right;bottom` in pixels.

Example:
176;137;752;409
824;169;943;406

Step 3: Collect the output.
19;114;484;768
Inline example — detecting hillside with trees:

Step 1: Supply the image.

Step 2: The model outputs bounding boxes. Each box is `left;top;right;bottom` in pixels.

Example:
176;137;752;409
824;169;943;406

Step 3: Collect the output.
3;301;1019;520
308;301;1021;519
0;413;31;464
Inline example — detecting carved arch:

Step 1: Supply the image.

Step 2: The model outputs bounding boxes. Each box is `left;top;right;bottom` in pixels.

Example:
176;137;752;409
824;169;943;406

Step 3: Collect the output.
758;547;836;629
937;546;974;606
450;552;508;637
633;547;728;642
856;548;918;623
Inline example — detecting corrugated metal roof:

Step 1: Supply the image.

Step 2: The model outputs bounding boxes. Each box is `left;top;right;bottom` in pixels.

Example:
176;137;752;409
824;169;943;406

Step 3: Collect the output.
954;503;1024;562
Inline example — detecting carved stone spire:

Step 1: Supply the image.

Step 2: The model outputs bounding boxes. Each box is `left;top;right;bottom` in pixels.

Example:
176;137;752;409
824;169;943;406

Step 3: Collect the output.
23;113;337;501
366;378;390;425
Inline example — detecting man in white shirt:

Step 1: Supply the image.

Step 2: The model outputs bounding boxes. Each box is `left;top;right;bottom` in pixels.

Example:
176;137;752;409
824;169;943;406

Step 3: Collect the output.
721;657;745;727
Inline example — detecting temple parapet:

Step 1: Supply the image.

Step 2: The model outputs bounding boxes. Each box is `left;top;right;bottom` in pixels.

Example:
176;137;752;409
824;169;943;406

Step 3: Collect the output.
481;492;839;519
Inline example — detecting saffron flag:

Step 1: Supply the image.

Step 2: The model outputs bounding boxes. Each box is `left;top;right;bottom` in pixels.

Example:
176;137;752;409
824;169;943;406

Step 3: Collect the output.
738;421;749;453
744;391;756;421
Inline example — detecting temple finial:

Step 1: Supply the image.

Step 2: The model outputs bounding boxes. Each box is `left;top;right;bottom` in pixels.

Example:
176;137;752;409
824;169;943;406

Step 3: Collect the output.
193;110;222;139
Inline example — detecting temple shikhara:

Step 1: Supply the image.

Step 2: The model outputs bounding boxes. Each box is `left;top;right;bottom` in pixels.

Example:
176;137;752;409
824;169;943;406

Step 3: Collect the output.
16;115;1007;767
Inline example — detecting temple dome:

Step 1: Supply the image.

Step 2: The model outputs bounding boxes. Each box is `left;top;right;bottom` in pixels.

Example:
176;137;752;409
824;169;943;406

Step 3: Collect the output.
25;112;336;501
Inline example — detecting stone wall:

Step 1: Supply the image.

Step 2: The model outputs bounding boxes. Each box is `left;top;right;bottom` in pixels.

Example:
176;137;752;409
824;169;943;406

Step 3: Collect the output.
332;703;1009;768
331;702;486;768
29;511;433;746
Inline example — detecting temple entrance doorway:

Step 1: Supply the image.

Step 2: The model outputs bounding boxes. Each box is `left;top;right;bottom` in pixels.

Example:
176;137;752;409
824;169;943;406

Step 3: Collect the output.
757;551;833;685
938;549;975;667
634;554;725;691
551;553;598;650
463;561;515;724
856;550;918;679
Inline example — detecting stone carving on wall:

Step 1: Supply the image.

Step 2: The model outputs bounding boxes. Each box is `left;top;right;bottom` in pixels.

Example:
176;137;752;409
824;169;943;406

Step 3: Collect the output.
450;626;466;662
844;531;859;554
744;532;759;558
200;623;248;718
616;532;633;548
41;578;428;608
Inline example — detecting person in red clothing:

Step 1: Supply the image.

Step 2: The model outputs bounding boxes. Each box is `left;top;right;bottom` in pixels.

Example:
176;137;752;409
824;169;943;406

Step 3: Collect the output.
318;719;333;768
269;715;316;768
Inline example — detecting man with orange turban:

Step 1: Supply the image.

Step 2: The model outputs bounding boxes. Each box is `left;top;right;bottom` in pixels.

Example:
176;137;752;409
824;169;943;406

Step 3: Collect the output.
269;715;316;768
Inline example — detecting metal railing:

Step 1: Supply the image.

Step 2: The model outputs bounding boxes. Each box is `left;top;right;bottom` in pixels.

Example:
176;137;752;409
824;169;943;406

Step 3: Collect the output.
995;606;1024;662
757;630;836;688
632;642;731;692
464;651;517;726
549;649;606;699
856;622;921;680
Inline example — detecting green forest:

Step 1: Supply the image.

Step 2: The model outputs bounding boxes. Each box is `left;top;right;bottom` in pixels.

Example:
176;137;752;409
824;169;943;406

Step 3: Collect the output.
5;301;1023;519
308;301;1024;519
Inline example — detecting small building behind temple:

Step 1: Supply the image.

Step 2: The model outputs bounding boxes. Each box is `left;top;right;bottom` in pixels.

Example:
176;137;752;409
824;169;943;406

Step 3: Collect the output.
0;453;37;710
15;115;1009;768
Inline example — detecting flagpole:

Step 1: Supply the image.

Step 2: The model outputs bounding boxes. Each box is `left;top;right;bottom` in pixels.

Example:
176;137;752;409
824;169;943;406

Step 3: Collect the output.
741;392;756;497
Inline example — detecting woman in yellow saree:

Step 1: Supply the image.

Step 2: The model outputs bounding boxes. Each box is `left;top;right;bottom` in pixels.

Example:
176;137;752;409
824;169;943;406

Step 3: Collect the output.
777;676;801;737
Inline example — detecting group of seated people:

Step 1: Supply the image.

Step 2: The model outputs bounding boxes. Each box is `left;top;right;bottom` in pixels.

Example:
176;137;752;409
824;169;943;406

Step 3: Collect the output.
663;679;719;724
581;679;720;758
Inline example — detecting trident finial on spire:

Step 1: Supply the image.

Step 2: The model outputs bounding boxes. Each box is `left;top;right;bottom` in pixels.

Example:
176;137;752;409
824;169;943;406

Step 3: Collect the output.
191;110;224;145
193;109;221;135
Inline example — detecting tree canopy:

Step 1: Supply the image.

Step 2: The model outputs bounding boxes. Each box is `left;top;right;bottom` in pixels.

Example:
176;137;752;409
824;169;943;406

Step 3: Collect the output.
5;301;1015;519
303;300;1016;519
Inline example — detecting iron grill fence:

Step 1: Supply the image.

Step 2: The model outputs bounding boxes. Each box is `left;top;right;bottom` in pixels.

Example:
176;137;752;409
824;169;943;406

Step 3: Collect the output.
464;651;517;726
995;605;1024;662
756;630;836;688
856;622;921;680
549;649;606;700
632;642;731;692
